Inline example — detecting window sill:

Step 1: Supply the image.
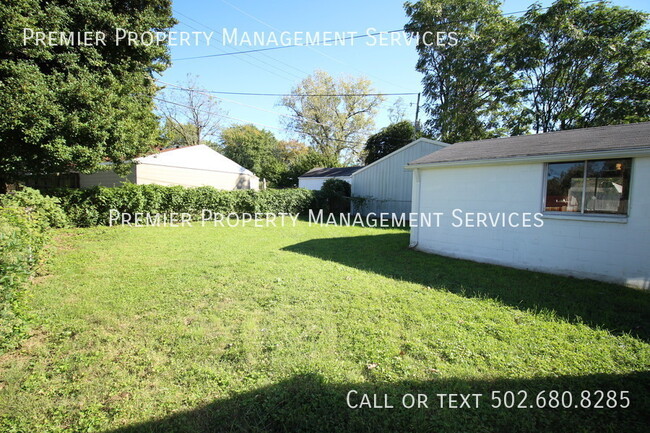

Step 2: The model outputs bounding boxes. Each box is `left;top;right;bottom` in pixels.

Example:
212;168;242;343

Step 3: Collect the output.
541;213;628;224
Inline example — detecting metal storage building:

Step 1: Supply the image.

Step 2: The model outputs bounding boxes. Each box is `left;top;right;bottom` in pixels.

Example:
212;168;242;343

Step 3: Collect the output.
351;137;448;216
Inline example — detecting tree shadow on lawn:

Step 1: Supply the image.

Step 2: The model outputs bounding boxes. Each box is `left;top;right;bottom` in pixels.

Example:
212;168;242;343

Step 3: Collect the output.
107;371;650;433
282;233;650;342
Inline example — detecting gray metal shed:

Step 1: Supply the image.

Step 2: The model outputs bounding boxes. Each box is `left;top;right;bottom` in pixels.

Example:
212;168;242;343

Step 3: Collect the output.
351;137;448;216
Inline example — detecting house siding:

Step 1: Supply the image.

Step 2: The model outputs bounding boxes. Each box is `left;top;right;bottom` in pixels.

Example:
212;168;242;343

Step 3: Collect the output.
79;165;258;190
410;157;650;289
352;140;446;216
135;164;258;190
298;176;351;191
77;145;259;190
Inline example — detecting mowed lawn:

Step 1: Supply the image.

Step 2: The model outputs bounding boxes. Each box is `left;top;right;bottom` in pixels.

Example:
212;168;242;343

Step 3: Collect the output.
1;222;649;432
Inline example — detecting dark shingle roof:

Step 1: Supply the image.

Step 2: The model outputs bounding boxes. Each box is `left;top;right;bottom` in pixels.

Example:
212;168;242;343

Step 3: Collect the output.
409;122;650;166
299;166;363;177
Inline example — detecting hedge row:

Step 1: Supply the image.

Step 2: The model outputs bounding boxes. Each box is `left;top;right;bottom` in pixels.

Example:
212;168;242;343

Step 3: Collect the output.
48;184;318;227
0;189;65;352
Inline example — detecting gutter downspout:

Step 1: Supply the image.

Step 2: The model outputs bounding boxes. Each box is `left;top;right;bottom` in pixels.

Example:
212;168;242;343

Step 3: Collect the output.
409;168;421;248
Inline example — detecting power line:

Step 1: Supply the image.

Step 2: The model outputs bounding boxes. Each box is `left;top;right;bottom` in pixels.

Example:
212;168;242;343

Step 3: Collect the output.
153;96;368;147
163;88;419;97
218;0;345;70
172;16;299;82
173;9;309;80
172;29;403;61
217;0;413;92
155;96;287;132
156;78;402;144
172;1;601;61
171;29;404;61
157;77;587;98
157;79;333;129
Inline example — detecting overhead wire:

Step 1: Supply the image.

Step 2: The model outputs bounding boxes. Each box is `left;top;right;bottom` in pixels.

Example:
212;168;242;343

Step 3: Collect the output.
172;15;299;82
173;9;309;80
157;78;336;129
172;0;601;61
219;0;414;92
159;1;603;143
153;96;368;147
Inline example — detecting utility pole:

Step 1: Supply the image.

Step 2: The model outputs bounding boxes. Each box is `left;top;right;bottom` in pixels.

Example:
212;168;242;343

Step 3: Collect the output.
414;92;421;131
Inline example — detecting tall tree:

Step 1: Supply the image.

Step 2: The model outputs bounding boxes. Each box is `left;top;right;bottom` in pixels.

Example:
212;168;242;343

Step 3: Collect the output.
405;0;521;143
505;0;649;133
364;121;423;164
0;0;176;190
277;149;340;188
405;0;649;140
220;124;286;186
276;139;309;164
280;70;384;164
388;98;409;123
160;118;198;148
158;75;226;148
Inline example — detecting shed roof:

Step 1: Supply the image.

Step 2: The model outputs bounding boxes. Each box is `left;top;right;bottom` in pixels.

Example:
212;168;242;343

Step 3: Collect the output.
299;166;363;178
408;122;650;167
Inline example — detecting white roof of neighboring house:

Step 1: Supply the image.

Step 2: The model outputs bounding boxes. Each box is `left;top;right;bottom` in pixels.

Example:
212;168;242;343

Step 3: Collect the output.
136;144;256;176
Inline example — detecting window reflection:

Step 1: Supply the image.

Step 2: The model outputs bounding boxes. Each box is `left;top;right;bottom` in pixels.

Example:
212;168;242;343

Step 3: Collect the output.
545;159;631;215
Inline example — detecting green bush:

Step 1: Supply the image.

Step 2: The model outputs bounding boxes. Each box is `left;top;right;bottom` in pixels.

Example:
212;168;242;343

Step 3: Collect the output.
0;205;49;352
0;187;69;229
314;179;351;214
48;185;317;227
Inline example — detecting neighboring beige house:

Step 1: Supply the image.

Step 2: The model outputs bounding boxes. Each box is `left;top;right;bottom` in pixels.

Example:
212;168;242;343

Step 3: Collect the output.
77;144;259;190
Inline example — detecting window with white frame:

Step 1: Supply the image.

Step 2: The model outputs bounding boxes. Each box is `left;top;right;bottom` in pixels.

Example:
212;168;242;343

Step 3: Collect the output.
544;159;631;215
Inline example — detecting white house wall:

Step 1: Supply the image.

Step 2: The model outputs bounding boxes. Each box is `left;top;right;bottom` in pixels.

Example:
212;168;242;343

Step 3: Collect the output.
410;157;650;289
352;140;446;216
135;164;258;190
80;165;258;190
298;176;351;191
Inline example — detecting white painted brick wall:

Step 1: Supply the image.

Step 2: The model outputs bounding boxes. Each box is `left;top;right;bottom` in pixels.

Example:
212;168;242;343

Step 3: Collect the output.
411;157;650;289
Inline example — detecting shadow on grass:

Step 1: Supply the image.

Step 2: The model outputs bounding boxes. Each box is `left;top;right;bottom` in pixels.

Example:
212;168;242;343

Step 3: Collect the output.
107;371;649;433
282;233;650;342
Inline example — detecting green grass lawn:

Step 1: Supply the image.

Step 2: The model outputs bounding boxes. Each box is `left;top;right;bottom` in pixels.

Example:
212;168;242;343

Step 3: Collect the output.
1;222;649;432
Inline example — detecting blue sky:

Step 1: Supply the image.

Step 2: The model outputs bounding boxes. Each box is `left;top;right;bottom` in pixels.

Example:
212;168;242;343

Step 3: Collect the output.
158;0;648;142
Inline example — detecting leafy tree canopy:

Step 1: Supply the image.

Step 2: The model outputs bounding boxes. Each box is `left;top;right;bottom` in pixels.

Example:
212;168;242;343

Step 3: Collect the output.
277;139;309;164
280;70;384;164
220;124;286;186
504;0;650;132
276;149;339;189
160;119;198;149
0;0;176;185
405;0;649;142
363;121;423;164
405;0;518;143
